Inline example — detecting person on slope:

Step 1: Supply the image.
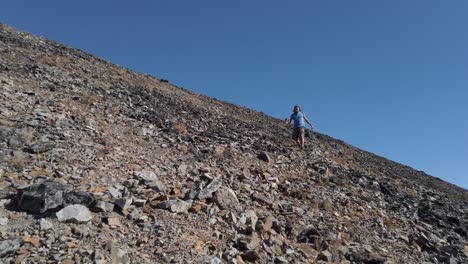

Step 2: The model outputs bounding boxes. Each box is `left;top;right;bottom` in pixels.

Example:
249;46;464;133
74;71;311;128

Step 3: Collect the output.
287;105;314;149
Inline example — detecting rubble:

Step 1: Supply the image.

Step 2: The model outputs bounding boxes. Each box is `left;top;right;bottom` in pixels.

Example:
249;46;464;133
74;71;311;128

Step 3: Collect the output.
0;23;466;263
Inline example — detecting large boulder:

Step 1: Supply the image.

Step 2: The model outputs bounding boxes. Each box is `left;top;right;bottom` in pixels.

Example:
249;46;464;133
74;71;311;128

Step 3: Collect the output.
16;180;94;214
16;180;69;214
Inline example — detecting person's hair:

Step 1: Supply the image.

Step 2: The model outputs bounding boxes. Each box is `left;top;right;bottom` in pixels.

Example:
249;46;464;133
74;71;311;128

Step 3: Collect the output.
294;105;301;111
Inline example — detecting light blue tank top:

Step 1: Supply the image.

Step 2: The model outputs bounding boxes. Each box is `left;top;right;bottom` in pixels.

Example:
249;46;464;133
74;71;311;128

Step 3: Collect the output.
291;112;305;128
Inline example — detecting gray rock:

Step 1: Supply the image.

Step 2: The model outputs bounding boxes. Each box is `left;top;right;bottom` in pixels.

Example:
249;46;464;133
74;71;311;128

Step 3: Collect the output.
275;256;289;264
241;250;262;262
214;186;241;212
40;218;53;230
170;200;193;213
410;233;437;252
157;200;178;210
16;180;69;214
16;181;94;214
112;198;133;211
25;141;55;154
257;151;272;163
0;217;8;226
237;233;260;251
318;250;333;262
134;170;159;182
133;199;147;207
203;255;223;264
148;180;166;193
91;200;115;212
134;171;166;192
157;200;192;213
0;239;21;257
64;191;94;207
108;187;122;199
240;210;258;229
8;136;23;150
252;192;273;205
185;188;199;200
198;178;222;199
56;204;92;223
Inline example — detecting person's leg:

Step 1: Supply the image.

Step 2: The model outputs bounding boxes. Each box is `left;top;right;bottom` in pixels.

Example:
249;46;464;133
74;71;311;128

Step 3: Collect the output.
293;128;301;147
299;128;305;149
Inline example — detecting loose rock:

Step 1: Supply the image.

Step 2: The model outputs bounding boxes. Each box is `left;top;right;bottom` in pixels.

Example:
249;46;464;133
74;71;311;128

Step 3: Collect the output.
56;204;92;223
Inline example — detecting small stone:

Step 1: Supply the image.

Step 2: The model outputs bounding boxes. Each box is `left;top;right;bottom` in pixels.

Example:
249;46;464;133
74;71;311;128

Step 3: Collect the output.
204;255;223;264
178;164;188;175
64;191;95;206
398;235;409;243
61;259;74;264
0;239;21;257
22;236;41;248
177;144;189;153
189;202;204;213
275;256;289;264
64;242;77;249
134;170;159;182
31;222;47;237
198;178;222;199
257;152;272;163
263;215;274;232
237;234;260;251
236;255;247;264
240;210;258;229
318;250;333;261
241;250;262;262
91;200;115;212
106;217;121;227
25;141;55;154
158;200;192;213
133;199;147;207
112;198;133;211
108;187;122;199
252;192;273;205
56;204;92;223
0;217;8;226
148;180;166;193
297;244;319;259
214;186;241;212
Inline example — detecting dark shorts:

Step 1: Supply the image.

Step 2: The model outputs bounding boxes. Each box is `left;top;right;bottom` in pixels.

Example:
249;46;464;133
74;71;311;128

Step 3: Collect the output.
292;127;305;140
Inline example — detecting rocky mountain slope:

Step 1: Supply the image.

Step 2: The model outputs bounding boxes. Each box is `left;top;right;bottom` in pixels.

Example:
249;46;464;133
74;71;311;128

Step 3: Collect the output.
0;23;467;263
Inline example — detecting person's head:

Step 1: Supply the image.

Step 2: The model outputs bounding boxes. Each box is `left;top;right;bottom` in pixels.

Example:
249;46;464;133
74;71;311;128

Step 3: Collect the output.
293;105;301;113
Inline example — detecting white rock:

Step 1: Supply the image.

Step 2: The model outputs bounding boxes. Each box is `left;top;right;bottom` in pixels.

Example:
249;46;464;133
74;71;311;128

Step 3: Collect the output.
56;204;92;223
240;210;258;228
40;218;53;230
134;170;159;182
0;217;8;226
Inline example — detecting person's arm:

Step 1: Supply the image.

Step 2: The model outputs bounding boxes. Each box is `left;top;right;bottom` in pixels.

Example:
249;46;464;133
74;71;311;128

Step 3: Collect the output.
303;114;314;129
287;114;293;124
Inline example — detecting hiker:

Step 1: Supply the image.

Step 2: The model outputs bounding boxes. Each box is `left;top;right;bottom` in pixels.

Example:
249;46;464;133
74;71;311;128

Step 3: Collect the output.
287;105;314;149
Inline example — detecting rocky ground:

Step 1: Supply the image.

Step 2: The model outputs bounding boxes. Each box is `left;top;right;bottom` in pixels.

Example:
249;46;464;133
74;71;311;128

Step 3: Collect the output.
0;23;467;263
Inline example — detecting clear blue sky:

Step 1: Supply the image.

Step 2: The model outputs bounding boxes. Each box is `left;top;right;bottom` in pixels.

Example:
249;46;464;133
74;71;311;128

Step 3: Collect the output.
3;1;468;189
